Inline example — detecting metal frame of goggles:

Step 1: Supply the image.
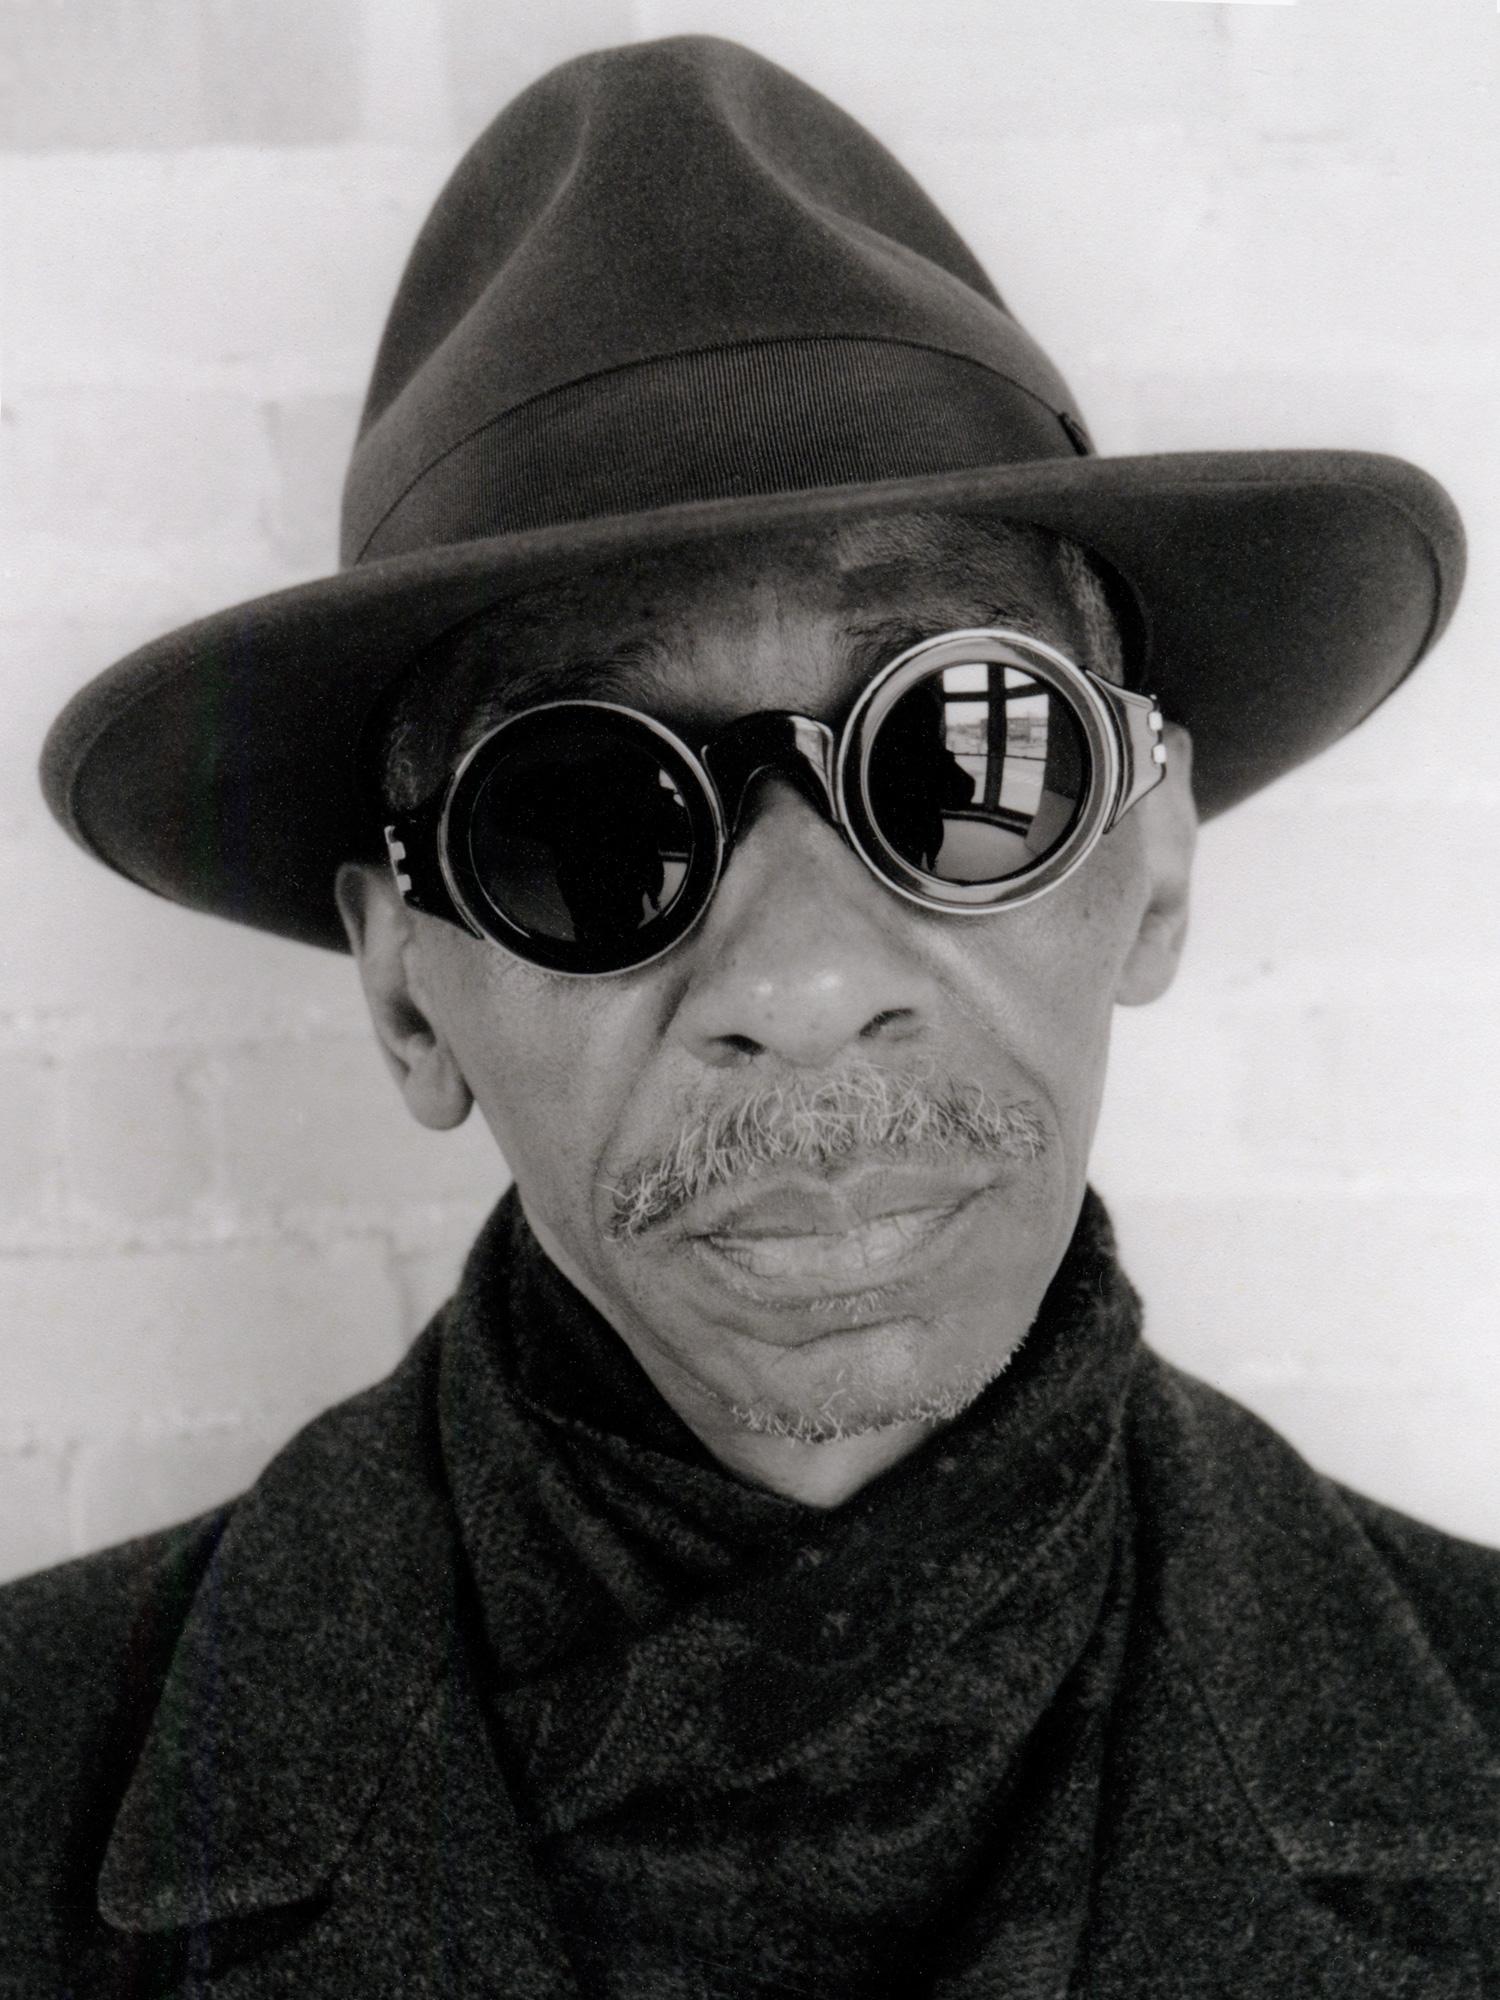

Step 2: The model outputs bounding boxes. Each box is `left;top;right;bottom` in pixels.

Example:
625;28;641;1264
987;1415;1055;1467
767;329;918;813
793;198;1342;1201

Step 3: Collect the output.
383;627;1168;977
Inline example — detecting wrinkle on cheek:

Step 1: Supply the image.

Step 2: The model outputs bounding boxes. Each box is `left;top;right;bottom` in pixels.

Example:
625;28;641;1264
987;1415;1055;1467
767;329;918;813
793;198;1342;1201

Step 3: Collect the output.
934;854;1141;1167
426;935;671;1255
422;932;573;1118
1061;829;1153;983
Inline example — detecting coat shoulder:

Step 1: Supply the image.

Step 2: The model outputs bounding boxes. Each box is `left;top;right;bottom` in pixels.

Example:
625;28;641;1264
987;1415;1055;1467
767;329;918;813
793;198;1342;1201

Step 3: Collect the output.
1337;1485;1500;1748
0;1509;230;1730
0;1510;228;1965
0;1324;447;1977
1144;1358;1500;1750
0;1505;226;1639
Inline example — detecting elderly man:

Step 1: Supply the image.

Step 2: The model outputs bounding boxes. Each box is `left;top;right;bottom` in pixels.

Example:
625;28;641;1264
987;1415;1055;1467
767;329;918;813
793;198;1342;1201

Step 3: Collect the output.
7;35;1497;1998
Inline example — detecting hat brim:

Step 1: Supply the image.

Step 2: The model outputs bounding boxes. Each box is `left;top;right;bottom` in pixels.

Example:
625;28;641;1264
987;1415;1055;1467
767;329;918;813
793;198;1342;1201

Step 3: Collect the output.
41;447;1463;952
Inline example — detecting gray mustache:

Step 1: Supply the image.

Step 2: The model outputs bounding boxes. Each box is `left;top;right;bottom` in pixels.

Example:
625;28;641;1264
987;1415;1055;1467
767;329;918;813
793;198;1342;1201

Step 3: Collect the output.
604;1064;1046;1240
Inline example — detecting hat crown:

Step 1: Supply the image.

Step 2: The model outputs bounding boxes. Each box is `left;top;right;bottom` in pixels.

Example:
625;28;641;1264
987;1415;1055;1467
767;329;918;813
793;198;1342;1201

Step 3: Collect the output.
343;36;1084;565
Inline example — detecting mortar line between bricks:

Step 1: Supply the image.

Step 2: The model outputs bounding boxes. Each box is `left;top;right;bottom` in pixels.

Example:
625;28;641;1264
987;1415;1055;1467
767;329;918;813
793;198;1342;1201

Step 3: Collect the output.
0;1205;493;1258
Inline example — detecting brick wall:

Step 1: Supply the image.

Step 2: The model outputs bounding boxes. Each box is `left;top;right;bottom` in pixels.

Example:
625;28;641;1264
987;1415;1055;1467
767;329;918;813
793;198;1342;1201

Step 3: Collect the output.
4;0;1499;1581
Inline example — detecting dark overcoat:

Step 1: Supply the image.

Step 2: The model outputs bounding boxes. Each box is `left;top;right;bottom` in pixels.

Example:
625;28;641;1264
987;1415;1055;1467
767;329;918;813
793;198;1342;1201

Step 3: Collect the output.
3;1320;1498;1997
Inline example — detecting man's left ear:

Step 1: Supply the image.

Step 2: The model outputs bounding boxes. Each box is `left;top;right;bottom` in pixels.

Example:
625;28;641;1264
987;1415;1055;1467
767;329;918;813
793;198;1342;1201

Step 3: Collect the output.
1116;724;1196;1007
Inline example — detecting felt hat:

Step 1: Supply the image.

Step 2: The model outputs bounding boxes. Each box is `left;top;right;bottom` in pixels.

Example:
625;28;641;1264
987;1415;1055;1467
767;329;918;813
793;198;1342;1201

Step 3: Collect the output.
41;35;1464;952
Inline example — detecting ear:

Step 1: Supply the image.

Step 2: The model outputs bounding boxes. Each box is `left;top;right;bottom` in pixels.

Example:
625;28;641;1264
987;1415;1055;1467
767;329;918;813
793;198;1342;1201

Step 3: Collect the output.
1116;724;1197;1007
334;862;474;1130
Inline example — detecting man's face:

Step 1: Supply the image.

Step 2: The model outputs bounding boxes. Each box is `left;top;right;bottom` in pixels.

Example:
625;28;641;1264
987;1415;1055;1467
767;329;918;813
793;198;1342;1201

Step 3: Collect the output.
344;519;1195;1498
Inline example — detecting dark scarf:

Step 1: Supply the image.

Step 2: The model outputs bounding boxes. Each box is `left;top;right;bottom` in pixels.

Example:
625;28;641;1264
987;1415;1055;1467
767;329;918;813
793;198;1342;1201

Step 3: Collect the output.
440;1189;1142;1999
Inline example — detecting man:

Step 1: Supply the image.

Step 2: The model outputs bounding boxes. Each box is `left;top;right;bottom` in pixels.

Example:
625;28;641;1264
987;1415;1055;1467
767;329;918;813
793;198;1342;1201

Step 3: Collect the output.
7;34;1497;1997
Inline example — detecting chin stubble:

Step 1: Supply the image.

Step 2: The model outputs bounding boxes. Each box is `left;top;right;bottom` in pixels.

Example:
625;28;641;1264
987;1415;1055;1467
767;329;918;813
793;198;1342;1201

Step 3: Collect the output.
719;1345;1026;1445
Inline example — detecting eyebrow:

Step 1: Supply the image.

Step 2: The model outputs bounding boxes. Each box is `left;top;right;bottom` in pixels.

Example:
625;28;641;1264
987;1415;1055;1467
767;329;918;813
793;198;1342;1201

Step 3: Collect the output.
841;601;1071;682
446;597;1074;761
449;636;679;745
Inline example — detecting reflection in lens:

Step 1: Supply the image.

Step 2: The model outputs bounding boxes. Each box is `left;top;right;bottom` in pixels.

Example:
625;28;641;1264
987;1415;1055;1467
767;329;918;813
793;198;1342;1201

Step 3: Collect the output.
867;663;1085;882
464;721;695;943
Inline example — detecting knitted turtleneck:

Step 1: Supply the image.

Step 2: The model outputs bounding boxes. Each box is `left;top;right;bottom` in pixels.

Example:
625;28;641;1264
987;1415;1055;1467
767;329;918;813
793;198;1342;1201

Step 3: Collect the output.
440;1188;1143;1999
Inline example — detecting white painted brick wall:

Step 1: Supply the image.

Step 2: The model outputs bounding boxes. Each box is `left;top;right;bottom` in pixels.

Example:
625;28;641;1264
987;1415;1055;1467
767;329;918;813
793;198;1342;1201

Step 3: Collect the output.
5;0;1499;1580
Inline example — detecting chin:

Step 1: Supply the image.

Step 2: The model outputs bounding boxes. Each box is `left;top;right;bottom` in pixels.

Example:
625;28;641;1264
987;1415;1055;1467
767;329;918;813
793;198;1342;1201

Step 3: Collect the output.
714;1330;1007;1445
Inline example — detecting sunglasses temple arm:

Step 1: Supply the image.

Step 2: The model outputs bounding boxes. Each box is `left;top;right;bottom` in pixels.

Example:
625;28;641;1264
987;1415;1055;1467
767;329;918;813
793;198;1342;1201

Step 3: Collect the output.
383;805;482;938
1097;682;1168;828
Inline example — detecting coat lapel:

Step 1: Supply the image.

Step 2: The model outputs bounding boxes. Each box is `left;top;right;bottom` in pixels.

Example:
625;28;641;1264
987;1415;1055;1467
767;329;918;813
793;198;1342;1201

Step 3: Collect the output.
1079;1356;1500;1997
94;1326;579;1997
204;1661;580;1998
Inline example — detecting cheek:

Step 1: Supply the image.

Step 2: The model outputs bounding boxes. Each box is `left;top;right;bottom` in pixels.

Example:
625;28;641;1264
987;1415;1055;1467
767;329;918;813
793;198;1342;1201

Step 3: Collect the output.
966;834;1146;1117
1043;820;1149;996
425;936;657;1229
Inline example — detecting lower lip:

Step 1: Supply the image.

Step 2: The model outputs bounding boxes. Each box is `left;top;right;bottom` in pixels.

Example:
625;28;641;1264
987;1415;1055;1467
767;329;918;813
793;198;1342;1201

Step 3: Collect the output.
688;1191;987;1309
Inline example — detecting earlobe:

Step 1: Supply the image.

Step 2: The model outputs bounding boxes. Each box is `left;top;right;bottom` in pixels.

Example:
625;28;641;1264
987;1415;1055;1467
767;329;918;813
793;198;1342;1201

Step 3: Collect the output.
334;862;474;1131
1116;724;1197;1008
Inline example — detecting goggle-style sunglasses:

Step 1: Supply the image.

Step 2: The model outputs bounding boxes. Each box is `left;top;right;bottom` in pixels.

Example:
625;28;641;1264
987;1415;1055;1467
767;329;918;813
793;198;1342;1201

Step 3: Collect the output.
384;628;1167;977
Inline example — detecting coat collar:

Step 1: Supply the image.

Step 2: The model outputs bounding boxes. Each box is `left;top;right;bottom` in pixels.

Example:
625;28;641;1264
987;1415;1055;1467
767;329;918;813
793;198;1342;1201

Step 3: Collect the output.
96;1326;464;1935
1129;1354;1499;1886
95;1321;1499;1956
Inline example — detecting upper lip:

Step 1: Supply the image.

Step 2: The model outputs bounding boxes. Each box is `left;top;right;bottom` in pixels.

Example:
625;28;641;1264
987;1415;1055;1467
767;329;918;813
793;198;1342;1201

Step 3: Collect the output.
669;1162;998;1242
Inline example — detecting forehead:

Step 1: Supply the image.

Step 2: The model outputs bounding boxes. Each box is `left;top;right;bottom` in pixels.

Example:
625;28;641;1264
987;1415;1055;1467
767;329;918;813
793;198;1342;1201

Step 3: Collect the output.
429;514;1086;745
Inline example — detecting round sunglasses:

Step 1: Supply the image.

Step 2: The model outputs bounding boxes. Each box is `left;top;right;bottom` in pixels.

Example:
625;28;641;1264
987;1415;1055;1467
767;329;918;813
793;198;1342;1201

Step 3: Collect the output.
382;627;1167;976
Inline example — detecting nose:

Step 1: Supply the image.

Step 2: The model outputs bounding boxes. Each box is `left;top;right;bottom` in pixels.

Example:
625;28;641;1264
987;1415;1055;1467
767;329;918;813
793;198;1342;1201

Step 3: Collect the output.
670;781;941;1070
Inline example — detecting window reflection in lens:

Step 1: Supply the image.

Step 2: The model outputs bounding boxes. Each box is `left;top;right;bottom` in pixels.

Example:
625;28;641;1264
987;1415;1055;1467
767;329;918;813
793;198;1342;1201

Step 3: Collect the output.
867;663;1085;883
466;729;694;943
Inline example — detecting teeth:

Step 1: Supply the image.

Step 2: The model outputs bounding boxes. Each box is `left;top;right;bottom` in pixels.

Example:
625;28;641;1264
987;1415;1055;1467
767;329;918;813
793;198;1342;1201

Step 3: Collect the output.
710;1208;947;1282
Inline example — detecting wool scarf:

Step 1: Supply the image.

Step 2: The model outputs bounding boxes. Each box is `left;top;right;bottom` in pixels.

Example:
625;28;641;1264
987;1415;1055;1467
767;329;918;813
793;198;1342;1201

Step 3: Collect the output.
440;1189;1143;1998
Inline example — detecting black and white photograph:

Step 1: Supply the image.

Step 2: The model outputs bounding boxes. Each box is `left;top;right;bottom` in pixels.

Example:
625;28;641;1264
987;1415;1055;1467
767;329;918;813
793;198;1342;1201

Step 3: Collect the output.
3;1;1498;1989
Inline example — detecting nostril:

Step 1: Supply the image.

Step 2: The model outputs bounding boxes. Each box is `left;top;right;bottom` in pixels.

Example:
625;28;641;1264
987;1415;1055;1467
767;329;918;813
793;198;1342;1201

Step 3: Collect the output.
717;1033;763;1060
861;1008;918;1040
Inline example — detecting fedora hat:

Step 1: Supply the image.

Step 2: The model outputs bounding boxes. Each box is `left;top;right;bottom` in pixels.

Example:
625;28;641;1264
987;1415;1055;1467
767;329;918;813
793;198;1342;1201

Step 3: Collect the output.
41;35;1463;952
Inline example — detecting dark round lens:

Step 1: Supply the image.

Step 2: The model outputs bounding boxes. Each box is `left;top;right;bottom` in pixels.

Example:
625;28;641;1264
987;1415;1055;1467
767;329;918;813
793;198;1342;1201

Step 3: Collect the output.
458;712;701;951
865;661;1087;883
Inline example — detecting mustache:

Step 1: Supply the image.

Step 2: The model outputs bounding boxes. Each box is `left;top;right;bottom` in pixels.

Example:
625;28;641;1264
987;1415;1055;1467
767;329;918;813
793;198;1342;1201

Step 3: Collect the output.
604;1064;1047;1241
